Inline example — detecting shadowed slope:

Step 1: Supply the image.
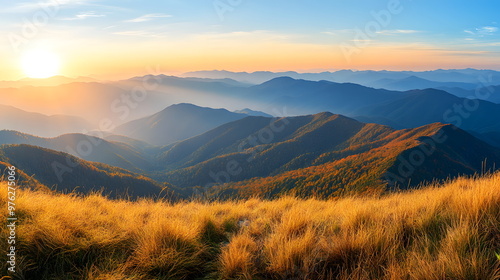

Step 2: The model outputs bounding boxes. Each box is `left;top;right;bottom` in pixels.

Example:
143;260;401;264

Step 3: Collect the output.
0;144;167;198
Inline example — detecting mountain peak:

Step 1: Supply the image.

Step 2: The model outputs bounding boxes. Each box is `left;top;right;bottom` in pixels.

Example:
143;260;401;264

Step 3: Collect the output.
158;103;236;116
115;103;247;146
263;76;298;84
312;111;336;119
401;75;429;82
168;103;203;109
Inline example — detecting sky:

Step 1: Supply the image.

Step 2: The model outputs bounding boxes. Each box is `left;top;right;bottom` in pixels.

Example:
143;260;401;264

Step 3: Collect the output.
1;0;499;80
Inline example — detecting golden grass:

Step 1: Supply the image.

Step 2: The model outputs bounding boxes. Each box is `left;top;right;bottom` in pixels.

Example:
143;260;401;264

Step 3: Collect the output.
1;173;500;279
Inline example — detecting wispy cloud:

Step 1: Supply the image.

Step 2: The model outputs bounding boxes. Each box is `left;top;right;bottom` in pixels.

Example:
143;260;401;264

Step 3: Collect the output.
60;11;105;20
464;26;498;36
125;13;172;23
479;26;498;34
2;0;127;14
376;30;421;35
14;0;93;9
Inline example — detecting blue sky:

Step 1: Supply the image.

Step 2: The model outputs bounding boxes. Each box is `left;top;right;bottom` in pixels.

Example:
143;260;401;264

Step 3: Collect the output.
1;0;499;79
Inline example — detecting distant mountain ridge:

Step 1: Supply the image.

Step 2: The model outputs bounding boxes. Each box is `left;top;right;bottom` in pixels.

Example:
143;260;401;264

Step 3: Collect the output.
183;69;500;86
368;76;478;91
239;77;402;115
0;104;91;137
2;73;499;138
0;75;98;88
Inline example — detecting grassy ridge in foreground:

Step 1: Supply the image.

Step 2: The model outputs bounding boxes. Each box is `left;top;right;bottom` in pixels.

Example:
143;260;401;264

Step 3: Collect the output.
1;174;500;279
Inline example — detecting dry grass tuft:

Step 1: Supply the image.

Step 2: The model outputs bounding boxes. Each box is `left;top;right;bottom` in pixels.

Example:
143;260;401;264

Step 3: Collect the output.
1;173;500;279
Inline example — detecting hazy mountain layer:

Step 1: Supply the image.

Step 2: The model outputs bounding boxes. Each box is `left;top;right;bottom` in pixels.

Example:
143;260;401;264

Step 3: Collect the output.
0;105;91;138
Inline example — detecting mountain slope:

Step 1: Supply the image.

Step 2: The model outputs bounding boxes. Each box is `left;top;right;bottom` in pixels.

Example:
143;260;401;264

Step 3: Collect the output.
0;104;91;137
158;113;369;171
158;113;500;198
208;124;500;198
241;77;402;115
114;103;249;146
355;89;500;133
439;85;500;104
0;144;167;198
0;131;152;172
234;108;273;117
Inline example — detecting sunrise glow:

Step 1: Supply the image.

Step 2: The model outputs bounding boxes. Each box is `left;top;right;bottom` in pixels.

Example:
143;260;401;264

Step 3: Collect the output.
21;49;61;79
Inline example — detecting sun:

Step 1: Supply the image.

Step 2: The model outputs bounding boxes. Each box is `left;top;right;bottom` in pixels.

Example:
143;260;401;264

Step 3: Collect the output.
21;49;61;79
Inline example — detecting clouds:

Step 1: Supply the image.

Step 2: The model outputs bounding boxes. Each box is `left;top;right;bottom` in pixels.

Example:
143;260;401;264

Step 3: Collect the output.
60;11;105;20
376;30;421;35
125;14;172;23
111;13;173;38
9;0;97;11
464;26;498;37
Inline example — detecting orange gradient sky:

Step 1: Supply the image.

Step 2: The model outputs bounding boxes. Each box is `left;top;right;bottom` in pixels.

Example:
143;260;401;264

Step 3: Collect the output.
1;0;499;80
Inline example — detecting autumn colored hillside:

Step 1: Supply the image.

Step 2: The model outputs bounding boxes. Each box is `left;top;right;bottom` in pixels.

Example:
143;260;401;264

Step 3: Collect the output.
2;112;500;200
201;122;500;199
1;173;500;279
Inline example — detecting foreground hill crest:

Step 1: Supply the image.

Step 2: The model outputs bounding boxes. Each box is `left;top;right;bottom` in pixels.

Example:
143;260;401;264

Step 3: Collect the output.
2;173;499;279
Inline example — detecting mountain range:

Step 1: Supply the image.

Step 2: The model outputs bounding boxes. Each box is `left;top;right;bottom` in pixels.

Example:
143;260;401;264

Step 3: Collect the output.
367;76;479;91
2;108;499;200
158;113;500;198
238;77;402;115
183;69;500;87
2;72;499;137
2;69;500;200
